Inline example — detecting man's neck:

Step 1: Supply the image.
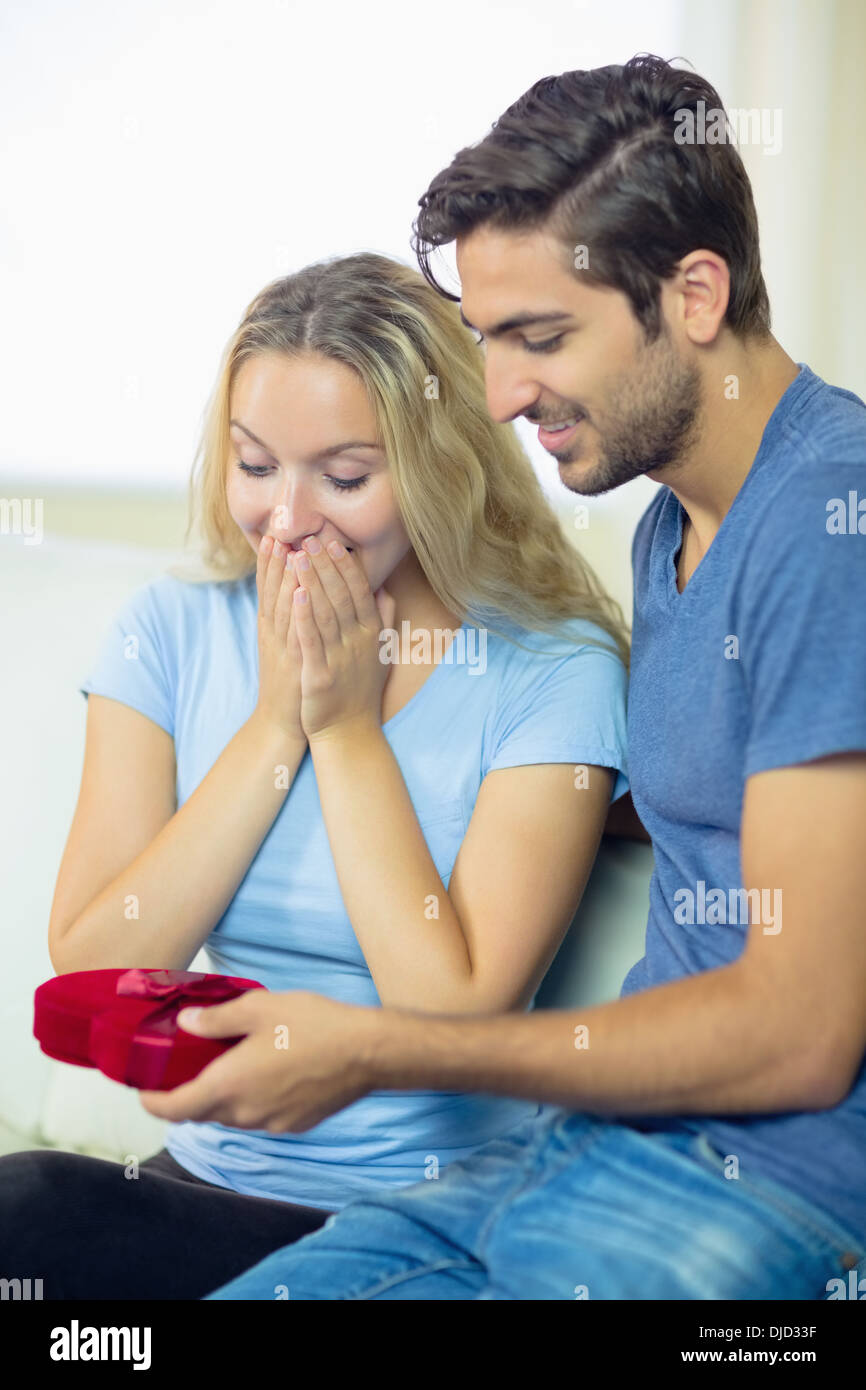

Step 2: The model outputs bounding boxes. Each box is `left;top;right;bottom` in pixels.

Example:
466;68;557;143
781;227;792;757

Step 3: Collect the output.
652;335;802;559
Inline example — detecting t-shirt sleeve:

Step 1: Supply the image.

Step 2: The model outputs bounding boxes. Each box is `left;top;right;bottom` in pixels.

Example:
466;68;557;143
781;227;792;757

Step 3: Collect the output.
742;457;866;776
484;628;629;802
78;577;177;737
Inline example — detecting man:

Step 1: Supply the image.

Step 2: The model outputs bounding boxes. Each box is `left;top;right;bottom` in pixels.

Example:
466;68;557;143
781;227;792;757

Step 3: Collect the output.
146;54;866;1299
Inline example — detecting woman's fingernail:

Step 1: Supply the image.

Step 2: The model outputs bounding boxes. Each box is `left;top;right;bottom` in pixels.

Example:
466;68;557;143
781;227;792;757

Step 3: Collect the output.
177;1008;201;1029
327;540;345;558
295;551;310;569
304;535;322;553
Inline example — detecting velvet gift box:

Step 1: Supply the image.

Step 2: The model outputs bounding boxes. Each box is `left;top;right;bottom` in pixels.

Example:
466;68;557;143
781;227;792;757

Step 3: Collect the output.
33;967;266;1090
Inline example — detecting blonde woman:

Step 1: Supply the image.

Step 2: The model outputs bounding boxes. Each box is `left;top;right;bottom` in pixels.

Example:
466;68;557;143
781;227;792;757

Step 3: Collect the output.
1;252;629;1299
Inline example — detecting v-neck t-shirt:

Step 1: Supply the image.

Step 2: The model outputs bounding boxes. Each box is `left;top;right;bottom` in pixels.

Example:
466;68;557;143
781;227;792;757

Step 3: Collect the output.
621;362;866;1240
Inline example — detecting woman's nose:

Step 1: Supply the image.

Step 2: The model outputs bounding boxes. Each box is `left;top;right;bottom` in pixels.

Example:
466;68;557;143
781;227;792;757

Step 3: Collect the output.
269;488;322;547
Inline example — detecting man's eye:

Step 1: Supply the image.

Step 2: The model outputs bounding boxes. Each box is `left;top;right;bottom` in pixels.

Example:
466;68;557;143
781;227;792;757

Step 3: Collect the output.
524;335;565;354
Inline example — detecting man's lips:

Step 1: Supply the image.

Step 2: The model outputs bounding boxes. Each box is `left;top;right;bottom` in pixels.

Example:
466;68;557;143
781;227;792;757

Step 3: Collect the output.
536;414;585;451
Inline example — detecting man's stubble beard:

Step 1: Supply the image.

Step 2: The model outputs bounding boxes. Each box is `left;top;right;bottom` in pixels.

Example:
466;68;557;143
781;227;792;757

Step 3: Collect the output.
556;326;704;498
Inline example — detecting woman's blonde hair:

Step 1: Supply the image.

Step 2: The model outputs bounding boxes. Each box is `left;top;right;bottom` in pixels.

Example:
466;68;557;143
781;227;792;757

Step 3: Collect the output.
173;251;630;667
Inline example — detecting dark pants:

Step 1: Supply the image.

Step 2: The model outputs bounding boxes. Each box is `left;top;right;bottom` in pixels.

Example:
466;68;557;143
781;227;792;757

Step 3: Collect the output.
0;1145;333;1299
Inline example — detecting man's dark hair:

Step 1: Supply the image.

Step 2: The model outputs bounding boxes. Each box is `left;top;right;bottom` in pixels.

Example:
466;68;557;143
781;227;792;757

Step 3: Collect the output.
412;53;771;341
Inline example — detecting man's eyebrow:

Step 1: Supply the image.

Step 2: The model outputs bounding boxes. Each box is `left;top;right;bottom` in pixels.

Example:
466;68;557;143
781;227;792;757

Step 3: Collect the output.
229;420;382;458
458;307;573;337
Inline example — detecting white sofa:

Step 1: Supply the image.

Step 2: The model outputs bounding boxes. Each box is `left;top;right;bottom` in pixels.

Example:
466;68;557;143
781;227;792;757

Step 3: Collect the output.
0;511;653;1163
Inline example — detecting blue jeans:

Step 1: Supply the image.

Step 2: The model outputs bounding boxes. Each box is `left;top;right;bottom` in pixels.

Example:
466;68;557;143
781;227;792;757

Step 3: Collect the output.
204;1107;865;1300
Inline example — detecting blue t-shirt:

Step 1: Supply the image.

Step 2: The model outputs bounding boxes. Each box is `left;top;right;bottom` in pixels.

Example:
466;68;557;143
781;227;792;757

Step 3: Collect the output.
80;572;628;1208
622;363;866;1239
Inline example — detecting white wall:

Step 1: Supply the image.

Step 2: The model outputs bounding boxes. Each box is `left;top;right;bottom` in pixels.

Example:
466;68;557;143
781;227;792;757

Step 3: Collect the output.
1;0;861;579
0;0;679;490
678;0;866;403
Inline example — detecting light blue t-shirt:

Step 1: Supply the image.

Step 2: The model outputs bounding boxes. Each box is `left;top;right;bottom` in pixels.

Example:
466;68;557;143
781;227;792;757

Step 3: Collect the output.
80;571;628;1209
622;363;866;1240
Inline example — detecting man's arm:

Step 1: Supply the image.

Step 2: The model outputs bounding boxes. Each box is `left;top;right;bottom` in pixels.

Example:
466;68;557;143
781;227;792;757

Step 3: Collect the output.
142;754;866;1132
368;753;866;1116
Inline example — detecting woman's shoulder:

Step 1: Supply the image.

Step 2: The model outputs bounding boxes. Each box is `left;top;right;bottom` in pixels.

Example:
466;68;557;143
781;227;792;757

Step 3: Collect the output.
479;610;625;671
131;567;256;627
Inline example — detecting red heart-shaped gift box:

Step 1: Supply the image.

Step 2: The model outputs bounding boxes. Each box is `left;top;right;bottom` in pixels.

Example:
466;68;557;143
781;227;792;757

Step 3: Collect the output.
33;967;266;1090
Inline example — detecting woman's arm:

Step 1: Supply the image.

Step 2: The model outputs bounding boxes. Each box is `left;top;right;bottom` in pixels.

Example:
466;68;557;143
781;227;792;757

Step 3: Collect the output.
51;539;308;974
309;717;613;1015
50;697;306;973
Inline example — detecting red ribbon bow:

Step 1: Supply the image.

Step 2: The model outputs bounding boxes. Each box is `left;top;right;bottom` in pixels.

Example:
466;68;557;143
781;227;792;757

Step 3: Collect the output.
114;968;248;1087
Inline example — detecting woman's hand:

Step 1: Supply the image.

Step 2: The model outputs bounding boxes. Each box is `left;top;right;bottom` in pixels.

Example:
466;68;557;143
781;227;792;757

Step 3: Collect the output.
253;535;305;744
290;537;397;742
138;989;382;1133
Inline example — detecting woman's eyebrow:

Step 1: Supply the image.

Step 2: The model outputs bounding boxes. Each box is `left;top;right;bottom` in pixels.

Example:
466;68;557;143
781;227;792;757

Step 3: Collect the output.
229;419;382;458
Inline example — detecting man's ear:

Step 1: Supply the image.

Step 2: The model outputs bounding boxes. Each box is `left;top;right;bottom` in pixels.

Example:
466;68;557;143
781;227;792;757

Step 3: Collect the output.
670;249;731;346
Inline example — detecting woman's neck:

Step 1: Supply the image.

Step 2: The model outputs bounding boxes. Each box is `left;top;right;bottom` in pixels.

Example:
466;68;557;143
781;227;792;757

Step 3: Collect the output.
384;548;463;638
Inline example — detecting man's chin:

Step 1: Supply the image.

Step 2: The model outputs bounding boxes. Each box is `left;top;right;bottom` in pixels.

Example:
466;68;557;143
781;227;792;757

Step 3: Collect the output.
557;447;656;497
556;453;610;497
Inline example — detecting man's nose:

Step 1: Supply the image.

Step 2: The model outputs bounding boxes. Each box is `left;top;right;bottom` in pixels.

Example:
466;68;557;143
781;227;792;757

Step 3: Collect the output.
484;349;540;425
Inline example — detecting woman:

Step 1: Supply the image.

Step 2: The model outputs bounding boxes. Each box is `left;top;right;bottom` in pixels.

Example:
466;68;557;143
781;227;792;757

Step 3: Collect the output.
1;251;629;1298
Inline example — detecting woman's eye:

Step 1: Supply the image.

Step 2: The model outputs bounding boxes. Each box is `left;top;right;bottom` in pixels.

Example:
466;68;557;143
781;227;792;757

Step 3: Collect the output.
524;335;565;354
326;475;370;492
236;461;369;492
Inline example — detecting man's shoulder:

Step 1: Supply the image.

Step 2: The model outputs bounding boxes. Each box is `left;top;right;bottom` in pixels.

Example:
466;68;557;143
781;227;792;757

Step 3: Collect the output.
718;367;866;563
631;484;671;572
763;365;866;484
785;364;866;439
752;388;866;547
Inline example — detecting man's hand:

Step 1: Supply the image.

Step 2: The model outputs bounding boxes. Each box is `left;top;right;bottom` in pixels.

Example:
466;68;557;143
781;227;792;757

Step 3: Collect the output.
139;989;382;1133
